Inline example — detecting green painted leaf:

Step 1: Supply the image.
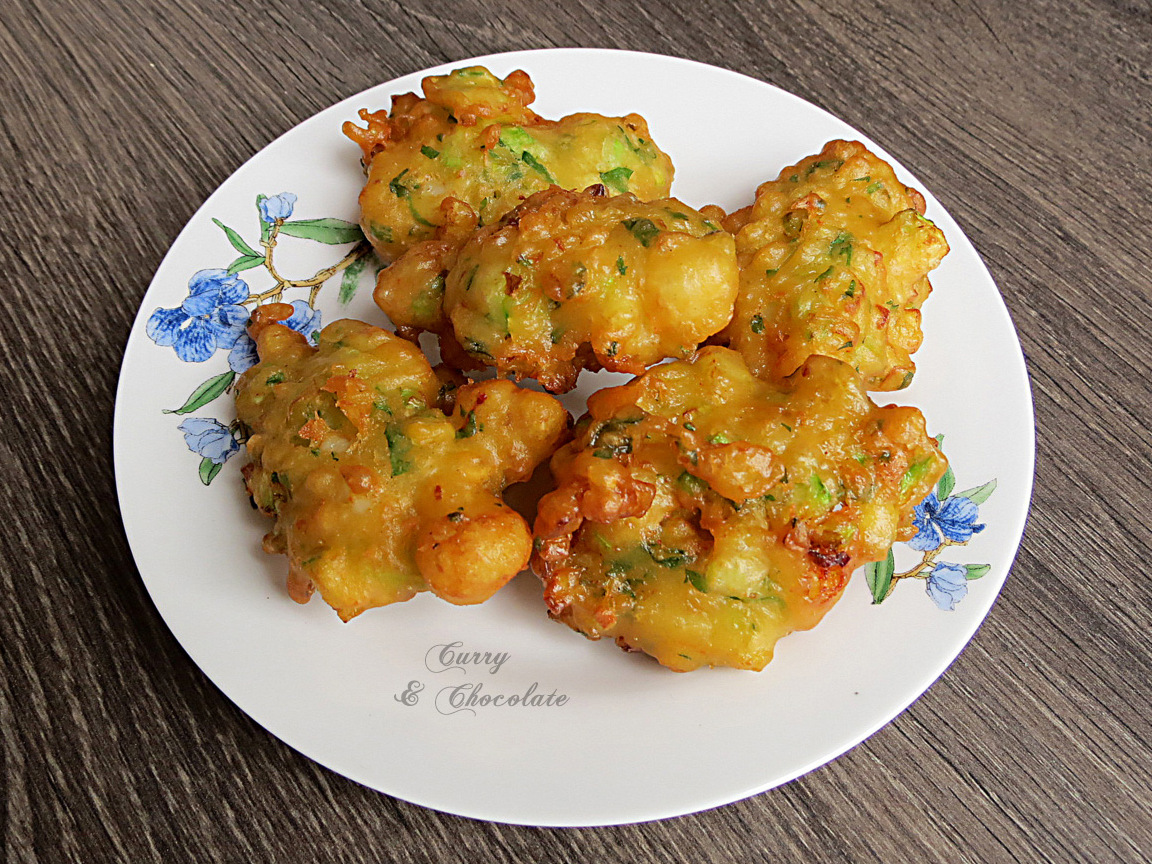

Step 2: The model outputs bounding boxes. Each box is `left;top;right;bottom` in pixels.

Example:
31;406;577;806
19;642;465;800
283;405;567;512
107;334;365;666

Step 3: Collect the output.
227;253;265;274
339;255;368;304
965;564;990;580
164;370;236;415
212;218;260;257
199;456;223;486
278;218;365;244
599;166;633;193
956;479;997;505
865;548;895;604
937;464;956;500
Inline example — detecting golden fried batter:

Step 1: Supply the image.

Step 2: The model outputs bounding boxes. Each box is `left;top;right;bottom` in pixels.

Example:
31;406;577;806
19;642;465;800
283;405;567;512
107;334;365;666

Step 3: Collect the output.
436;186;737;391
719;140;949;390
533;347;946;671
234;306;569;620
344;66;675;263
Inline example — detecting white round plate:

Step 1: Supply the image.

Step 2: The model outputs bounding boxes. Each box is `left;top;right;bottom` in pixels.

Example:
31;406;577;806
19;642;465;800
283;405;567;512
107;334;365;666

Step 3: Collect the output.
114;48;1034;826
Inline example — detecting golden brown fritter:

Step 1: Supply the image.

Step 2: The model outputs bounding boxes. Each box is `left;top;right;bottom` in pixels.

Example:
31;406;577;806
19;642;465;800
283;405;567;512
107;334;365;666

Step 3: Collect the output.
719;140;949;390
344;66;675;264
533;347;946;671
234;306;569;620
434;186;737;391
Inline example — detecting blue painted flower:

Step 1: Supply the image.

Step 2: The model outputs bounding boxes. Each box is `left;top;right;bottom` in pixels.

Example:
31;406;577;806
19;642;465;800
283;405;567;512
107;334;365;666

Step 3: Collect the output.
926;561;968;610
909;492;985;552
227;300;322;373
178;417;239;464
147;269;250;362
259;192;297;224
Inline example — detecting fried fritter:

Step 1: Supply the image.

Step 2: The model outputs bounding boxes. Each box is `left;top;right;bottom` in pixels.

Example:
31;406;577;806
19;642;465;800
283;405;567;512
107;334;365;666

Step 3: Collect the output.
431;186;737;391
533;347;946;671
344;66;675;263
234;306;569;620
719;140;949;390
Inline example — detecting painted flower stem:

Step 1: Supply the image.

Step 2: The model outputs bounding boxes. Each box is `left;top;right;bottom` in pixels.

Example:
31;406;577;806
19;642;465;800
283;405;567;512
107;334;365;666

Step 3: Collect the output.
242;221;372;307
883;538;960;599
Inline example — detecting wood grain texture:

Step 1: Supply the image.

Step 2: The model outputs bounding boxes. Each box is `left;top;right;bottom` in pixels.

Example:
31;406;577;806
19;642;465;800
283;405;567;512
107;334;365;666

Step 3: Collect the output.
2;0;1150;860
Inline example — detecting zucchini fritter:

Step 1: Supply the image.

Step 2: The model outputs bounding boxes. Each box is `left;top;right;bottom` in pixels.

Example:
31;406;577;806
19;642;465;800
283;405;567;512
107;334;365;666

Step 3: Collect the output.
533;347;946;671
720;140;949;390
439;186;737;391
235;306;569;620
344;66;675;263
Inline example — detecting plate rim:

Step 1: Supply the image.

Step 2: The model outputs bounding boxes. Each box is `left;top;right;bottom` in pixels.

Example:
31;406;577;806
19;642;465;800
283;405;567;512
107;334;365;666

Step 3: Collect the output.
113;46;1036;827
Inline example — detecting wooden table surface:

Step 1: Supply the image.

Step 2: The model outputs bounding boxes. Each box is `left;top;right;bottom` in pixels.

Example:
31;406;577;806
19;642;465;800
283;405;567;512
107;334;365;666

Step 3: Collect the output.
4;0;1150;860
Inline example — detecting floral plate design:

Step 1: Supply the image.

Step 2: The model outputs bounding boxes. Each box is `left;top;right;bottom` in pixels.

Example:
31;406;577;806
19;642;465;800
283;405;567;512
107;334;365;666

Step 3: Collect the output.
114;49;1034;826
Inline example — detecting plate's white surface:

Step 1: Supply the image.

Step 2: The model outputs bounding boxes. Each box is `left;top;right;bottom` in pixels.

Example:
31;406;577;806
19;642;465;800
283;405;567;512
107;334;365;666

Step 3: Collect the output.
114;48;1034;826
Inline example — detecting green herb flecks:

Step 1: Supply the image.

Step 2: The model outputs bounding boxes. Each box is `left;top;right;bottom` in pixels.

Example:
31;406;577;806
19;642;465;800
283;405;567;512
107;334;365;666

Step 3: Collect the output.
463;338;492;360
900;455;934;493
590;415;641;459
384;426;413;476
389;169;413;198
806;158;844;176
622;217;660;247
599;166;634;193
676;471;708;496
456;409;483;439
783;211;805;237
388;169;433;227
521;151;554;182
830;231;853;266
810;474;834;507
644;540;693;569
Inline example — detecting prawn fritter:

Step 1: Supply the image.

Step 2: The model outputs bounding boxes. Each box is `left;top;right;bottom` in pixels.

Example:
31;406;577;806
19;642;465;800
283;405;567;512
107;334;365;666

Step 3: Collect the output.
720;140;949;390
234;307;569;619
344;65;674;263
532;347;946;671
440;186;737;391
